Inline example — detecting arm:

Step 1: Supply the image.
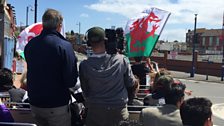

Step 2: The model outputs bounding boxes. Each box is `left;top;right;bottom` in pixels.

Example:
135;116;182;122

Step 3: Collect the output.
145;58;156;73
79;62;89;98
123;57;136;103
61;43;78;88
123;57;135;88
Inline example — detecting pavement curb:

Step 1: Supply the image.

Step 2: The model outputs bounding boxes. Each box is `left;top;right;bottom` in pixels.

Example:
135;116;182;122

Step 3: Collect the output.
212;103;224;121
170;71;224;84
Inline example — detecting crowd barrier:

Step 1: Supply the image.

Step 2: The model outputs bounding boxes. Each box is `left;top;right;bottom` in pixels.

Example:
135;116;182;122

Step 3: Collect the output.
0;92;10;103
1;102;35;124
0;122;36;126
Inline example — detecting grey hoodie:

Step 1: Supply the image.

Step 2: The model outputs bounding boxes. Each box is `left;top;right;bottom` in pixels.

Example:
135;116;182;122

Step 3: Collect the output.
79;54;135;107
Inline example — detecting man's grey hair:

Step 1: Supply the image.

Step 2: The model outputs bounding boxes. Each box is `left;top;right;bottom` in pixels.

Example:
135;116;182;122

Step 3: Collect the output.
42;8;63;30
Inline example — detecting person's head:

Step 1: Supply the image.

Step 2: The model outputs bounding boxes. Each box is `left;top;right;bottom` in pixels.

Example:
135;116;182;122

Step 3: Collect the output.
14;51;19;58
180;97;213;126
20;71;27;90
86;27;107;50
151;68;171;92
164;79;186;108
133;76;140;94
42;8;63;32
152;75;173;98
134;57;142;63
119;120;141;126
0;68;14;91
154;68;171;84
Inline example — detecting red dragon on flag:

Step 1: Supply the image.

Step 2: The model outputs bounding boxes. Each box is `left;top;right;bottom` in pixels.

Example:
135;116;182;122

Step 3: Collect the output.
130;11;161;52
125;7;171;57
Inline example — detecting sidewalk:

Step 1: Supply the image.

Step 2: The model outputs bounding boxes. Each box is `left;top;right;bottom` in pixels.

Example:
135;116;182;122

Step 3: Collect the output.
170;70;224;84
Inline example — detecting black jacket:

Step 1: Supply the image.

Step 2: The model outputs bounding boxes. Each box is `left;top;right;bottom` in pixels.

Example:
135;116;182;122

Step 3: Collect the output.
25;29;78;108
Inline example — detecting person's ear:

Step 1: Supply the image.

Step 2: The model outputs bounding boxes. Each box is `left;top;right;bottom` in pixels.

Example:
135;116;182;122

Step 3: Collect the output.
56;23;62;32
204;117;213;126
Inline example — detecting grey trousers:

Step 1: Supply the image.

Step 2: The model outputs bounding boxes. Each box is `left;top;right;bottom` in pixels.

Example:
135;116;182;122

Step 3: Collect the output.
85;105;129;126
30;105;71;126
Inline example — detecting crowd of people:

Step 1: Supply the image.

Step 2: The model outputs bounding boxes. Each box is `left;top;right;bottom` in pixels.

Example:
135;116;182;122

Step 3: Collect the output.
0;8;214;126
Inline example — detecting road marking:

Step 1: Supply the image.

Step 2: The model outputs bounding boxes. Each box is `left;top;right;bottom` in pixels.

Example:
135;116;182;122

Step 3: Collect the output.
188;96;224;99
212;103;224;120
178;79;222;85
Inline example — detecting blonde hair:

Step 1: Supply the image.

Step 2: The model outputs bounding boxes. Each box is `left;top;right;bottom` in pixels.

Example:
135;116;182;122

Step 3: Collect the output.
133;75;140;94
20;71;27;90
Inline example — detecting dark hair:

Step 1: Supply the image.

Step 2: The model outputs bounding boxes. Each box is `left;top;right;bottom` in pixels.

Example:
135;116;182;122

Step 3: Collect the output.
152;75;173;99
134;57;142;62
164;79;186;105
0;68;13;91
119;120;142;126
180;97;212;126
153;68;171;85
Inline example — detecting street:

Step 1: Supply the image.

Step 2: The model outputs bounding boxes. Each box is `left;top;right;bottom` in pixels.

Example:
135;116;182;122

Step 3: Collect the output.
180;79;224;126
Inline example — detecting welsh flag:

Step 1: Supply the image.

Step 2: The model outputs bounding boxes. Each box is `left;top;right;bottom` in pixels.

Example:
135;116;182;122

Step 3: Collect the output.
125;7;171;57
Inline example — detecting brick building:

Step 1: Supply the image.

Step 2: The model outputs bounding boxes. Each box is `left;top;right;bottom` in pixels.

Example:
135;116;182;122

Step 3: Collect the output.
186;28;223;53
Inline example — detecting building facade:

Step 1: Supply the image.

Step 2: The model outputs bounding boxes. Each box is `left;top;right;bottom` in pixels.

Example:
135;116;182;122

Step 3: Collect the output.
0;0;16;68
155;41;187;52
186;28;223;53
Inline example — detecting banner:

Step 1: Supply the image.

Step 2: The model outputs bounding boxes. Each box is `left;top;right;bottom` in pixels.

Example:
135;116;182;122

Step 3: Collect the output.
16;22;43;59
125;7;171;57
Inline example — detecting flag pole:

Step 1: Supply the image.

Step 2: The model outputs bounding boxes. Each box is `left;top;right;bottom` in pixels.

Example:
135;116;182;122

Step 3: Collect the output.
34;0;37;23
190;14;197;77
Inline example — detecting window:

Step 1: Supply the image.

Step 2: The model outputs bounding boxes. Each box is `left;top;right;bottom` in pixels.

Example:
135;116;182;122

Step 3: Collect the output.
209;37;213;46
216;37;219;46
202;37;205;46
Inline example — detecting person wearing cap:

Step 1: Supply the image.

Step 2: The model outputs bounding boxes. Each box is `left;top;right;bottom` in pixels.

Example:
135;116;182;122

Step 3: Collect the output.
140;75;185;126
24;9;78;126
79;26;135;126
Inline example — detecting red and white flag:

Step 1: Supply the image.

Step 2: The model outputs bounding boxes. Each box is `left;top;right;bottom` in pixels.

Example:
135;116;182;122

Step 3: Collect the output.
125;7;171;57
16;22;43;58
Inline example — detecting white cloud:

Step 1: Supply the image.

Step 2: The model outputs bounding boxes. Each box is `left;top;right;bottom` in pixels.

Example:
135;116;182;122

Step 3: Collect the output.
80;13;89;18
85;0;224;41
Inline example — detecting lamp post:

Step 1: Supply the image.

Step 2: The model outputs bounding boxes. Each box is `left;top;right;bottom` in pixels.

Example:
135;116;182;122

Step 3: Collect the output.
20;22;24;32
26;5;33;27
190;14;197;77
77;22;81;44
34;0;37;23
221;12;224;81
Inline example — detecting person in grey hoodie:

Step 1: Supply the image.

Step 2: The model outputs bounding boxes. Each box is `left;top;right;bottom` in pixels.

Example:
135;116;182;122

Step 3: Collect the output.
79;27;135;126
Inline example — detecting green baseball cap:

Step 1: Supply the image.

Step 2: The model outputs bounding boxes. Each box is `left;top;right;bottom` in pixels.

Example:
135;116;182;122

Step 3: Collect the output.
87;27;107;42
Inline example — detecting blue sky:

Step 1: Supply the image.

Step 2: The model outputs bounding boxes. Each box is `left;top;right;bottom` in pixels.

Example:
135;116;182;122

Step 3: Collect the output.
8;0;224;42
